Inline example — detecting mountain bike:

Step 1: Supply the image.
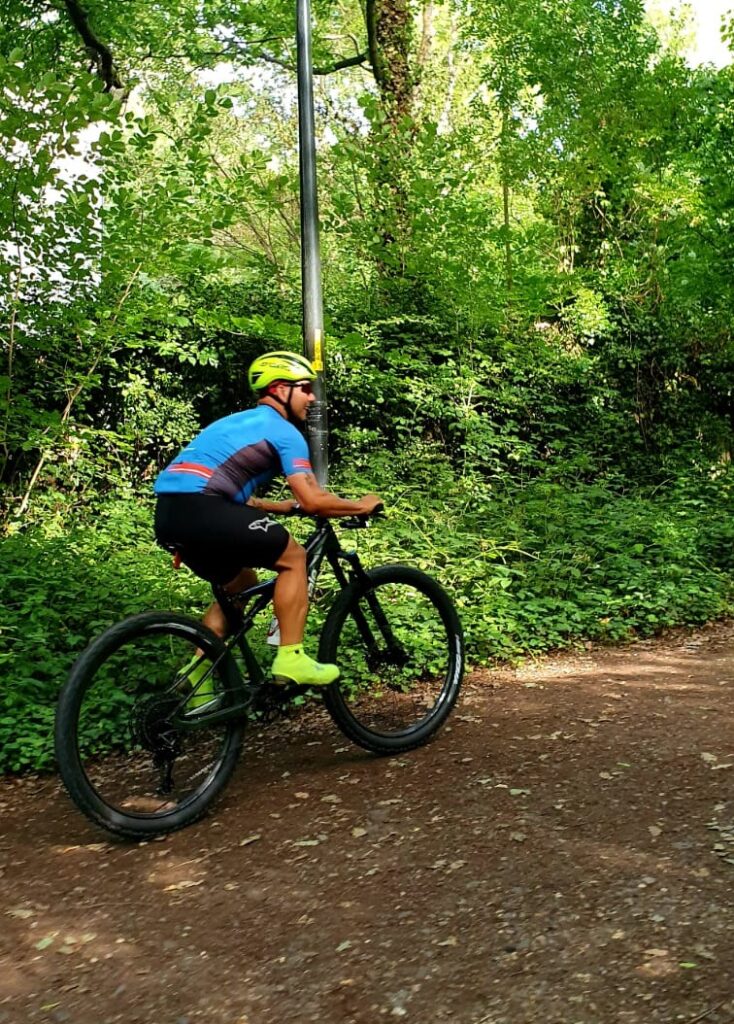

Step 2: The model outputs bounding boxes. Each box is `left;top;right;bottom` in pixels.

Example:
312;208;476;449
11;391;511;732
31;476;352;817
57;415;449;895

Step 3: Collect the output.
54;508;465;840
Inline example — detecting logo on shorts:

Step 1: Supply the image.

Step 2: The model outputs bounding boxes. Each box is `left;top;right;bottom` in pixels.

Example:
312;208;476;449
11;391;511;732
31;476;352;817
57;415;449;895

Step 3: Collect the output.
249;517;277;533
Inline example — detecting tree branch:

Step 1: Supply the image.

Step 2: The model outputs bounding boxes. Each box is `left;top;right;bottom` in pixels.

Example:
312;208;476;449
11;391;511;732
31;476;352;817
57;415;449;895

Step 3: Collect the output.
314;52;369;75
259;49;369;76
17;264;142;518
365;0;383;87
62;0;122;91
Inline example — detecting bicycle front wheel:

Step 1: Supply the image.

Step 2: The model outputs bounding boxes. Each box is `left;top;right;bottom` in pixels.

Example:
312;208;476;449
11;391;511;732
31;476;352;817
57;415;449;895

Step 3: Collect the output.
319;565;464;753
55;612;246;840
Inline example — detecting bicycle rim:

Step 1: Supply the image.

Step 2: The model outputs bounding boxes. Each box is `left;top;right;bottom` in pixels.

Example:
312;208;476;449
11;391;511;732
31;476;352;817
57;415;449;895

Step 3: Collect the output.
57;615;244;837
320;566;464;752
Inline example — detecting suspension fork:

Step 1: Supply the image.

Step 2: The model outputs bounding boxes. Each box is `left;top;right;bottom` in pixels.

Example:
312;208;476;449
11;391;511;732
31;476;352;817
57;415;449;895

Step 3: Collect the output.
327;545;402;654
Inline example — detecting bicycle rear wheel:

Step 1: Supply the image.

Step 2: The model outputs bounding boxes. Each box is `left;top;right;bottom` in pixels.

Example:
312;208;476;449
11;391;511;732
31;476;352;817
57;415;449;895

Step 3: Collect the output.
319;565;464;753
55;612;246;840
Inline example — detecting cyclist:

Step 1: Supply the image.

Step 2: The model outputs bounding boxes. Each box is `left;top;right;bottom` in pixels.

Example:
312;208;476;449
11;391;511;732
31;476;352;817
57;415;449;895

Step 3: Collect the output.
154;351;382;711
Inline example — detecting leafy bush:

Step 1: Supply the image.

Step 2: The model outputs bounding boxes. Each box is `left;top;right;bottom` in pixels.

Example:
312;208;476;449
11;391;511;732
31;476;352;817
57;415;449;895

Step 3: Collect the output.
0;501;209;772
3;459;733;773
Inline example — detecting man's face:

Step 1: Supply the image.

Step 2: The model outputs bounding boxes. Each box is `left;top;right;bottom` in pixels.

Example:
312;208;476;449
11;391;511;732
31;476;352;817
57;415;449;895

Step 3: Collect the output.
274;380;315;422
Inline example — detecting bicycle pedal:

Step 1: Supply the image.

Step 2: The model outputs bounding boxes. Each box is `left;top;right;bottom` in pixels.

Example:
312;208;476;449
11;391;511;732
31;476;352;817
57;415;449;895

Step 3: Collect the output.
270;679;302;701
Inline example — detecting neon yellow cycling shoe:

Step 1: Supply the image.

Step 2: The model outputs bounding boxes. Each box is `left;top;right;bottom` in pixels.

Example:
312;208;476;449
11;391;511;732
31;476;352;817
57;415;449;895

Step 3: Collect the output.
178;655;221;715
271;645;339;688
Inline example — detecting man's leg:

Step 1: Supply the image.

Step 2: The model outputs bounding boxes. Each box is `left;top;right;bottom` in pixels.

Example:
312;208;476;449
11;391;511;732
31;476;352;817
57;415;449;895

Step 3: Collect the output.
183;568;257;714
270;537;338;686
202;567;258;639
271;537;308;644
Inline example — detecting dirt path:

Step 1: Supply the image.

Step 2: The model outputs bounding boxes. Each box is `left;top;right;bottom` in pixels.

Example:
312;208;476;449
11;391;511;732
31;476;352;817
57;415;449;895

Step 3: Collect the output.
3;623;734;1024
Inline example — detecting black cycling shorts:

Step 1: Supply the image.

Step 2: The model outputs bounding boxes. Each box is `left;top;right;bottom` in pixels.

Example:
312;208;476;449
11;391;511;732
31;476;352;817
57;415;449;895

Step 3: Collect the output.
154;493;291;584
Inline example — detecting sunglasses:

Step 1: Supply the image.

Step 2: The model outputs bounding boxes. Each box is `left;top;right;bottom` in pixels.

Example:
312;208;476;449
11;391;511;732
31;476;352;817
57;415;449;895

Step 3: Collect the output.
291;381;314;395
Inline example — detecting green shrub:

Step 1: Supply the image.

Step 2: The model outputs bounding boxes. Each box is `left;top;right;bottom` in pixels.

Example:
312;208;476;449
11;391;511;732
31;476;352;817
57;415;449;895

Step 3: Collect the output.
2;462;733;772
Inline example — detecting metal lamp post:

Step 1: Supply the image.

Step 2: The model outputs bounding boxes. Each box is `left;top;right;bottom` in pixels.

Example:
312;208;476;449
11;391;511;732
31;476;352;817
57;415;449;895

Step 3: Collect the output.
296;0;329;486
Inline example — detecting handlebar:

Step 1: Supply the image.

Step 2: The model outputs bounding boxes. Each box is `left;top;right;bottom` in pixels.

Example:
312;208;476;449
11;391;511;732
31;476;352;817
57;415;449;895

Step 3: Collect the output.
343;502;385;529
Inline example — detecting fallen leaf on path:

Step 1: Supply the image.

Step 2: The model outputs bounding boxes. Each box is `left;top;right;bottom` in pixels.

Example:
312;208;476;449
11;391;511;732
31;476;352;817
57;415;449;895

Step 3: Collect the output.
7;907;33;919
238;834;261;847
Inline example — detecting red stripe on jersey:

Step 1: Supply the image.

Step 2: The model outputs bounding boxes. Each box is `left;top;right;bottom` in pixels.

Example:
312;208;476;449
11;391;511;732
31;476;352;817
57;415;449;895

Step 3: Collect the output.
167;462;214;479
293;458;312;470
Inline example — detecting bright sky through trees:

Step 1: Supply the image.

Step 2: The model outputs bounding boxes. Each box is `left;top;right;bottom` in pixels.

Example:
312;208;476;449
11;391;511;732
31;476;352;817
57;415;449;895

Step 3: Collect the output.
649;0;733;66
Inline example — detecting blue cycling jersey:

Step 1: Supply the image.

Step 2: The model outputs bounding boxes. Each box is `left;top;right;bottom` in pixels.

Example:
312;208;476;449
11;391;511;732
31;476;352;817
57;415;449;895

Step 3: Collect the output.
154;404;312;504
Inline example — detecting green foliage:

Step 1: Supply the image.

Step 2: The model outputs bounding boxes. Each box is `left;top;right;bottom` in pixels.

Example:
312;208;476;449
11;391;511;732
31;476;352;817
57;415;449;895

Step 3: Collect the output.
0;501;209;772
3;461;733;773
3;0;734;771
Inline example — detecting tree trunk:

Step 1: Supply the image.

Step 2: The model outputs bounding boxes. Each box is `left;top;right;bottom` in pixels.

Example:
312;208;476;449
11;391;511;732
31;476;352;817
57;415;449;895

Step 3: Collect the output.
364;0;419;298
369;0;415;125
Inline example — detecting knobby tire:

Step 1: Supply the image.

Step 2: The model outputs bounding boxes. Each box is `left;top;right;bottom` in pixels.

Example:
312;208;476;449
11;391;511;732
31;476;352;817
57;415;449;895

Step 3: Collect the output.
55;612;245;840
319;565;464;753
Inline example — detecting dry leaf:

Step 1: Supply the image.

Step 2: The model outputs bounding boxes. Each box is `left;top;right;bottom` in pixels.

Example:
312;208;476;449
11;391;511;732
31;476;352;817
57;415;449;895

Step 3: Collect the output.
238;834;261;847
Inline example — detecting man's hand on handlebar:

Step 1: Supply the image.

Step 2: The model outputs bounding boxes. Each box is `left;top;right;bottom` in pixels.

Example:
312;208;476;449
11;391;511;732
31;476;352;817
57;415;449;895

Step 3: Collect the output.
355;493;383;516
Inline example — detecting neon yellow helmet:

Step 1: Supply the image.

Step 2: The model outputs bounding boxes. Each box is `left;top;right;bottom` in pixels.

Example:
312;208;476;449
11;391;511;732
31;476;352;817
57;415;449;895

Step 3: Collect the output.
248;351;317;393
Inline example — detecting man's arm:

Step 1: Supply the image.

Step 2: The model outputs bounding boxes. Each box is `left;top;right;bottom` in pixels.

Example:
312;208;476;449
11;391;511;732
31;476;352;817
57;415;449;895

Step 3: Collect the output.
286;472;382;517
247;496;299;514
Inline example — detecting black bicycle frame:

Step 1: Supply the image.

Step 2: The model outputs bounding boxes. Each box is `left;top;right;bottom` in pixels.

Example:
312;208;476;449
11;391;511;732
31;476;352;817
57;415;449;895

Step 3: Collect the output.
175;516;372;730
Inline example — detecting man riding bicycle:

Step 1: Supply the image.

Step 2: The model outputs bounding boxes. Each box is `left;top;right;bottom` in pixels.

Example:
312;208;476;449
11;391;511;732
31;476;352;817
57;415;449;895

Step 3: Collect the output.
154;351;382;710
